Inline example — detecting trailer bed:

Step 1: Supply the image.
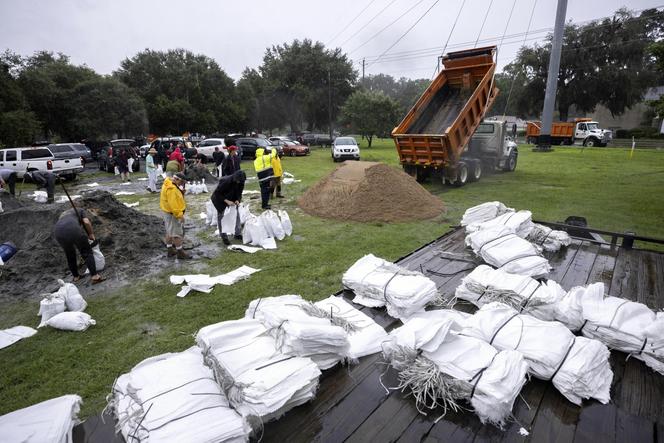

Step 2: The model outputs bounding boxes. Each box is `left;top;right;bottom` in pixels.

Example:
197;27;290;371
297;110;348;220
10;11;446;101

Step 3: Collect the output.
73;228;664;443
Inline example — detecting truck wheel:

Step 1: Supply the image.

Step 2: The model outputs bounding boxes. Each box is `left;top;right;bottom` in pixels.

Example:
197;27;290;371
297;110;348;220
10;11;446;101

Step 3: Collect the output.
584;138;597;147
468;161;482;182
453;163;468;187
503;152;518;172
416;167;430;183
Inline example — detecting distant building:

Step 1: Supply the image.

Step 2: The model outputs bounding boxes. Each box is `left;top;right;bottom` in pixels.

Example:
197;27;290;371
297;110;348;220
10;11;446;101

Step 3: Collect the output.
486;115;527;131
590;86;664;132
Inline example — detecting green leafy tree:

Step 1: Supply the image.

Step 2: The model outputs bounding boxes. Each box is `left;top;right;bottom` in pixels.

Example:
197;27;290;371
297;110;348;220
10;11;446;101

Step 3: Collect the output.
647;40;664;119
236;68;282;133
359;74;429;115
340;90;400;147
0;110;41;146
115;49;239;134
259;39;357;132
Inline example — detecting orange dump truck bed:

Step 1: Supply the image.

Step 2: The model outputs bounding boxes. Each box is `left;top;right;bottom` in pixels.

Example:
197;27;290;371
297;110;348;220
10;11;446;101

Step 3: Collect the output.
526;121;574;139
391;46;498;170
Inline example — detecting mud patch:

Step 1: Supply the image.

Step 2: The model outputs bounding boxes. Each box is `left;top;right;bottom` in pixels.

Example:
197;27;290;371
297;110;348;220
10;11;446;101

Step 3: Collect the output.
298;161;444;222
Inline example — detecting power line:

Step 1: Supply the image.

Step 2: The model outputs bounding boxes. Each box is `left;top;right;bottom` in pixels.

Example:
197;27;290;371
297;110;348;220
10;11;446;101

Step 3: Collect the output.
367;0;442;68
475;0;494;48
326;0;379;46
337;0;401;48
349;0;429;55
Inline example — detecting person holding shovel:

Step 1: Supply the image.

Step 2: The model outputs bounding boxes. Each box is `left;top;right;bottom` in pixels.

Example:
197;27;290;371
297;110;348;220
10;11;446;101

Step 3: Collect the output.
24;170;56;203
53;205;104;284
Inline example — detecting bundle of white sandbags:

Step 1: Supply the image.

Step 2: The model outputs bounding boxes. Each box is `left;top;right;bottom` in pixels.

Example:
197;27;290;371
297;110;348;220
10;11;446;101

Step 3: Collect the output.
463;302;612;405
455;265;583;330
246;295;350;369
0;394;82;442
342;254;437;320
573;282;664;375
466;210;534;237
37;279;95;331
382;310;528;427
465;225;551;277
110;347;251;442
314;295;389;359
242;209;292;250
196;319;321;421
460;201;512;226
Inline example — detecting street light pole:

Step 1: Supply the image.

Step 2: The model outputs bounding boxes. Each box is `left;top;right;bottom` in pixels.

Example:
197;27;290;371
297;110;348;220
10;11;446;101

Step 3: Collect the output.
328;67;333;143
535;0;568;152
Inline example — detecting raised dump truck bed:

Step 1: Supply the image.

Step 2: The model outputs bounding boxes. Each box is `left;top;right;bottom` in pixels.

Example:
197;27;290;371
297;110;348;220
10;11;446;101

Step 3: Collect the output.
392;46;499;185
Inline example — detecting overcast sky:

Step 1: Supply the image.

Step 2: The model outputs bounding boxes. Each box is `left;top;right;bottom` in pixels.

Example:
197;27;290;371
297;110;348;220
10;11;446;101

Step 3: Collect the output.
1;0;661;81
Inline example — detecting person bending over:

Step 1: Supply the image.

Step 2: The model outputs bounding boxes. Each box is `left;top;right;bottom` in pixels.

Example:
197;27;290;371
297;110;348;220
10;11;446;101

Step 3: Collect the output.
53;206;104;283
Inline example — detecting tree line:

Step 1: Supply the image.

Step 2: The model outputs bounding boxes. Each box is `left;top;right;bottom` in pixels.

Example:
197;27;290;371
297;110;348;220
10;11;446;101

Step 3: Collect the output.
0;7;662;148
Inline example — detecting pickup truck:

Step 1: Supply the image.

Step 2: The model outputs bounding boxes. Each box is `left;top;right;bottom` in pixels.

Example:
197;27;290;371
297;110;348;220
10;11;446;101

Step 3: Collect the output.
0;146;84;178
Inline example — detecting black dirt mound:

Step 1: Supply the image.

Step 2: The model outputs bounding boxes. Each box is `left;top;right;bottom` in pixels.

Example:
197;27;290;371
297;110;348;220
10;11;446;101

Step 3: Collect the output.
184;164;219;183
0;190;163;299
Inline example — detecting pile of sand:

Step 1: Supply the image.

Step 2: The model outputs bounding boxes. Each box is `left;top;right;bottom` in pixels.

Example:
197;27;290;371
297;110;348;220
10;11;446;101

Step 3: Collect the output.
298;161;444;222
0;190;163;299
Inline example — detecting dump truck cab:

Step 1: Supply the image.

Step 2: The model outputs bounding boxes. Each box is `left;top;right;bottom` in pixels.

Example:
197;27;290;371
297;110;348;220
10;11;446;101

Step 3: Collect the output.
467;120;518;173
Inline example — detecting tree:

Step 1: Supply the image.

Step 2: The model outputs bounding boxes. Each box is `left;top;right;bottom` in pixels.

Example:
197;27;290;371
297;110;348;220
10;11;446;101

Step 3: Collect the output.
340;90;400;147
499;8;663;121
359;74;429;115
259;39;357;132
115;49;240;134
236;68;282;133
647;41;664;119
0;110;41;146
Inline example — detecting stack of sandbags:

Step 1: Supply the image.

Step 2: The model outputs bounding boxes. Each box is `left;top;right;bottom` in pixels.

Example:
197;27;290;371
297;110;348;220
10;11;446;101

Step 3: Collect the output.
573;282;664;375
110;347;251;442
314;295;388;359
460;201;512;226
38;279;95;331
195;319;321;421
342;254;437;320
466;210;534;237
465;225;551;277
242;209;293;250
246;295;350;369
463;302;613;405
0;395;82;442
455;265;583;330
382;310;528;427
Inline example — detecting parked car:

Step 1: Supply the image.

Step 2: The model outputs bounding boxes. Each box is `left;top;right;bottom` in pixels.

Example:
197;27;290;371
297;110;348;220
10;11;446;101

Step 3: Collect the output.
197;138;227;160
332;137;360;162
139;144;151;158
269;136;293;143
48;143;93;165
235;137;276;159
0;146;83;178
97;139;141;173
272;139;310;157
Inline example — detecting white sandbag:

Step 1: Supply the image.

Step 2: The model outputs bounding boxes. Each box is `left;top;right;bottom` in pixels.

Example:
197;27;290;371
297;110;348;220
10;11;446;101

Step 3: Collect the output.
0;201;3;213
123;202;139;208
201;178;209;193
278;209;293;236
220;205;238;234
466;210;534;237
43;311;96;331
38;294;65;327
342;254;437;320
465;225;551;277
260;236;277;250
228;244;261;253
56;279;87;312
114;166;120;175
261;210;286;240
110;347;251;442
243;215;269;247
238;203;251;224
33;190;48;203
205;200;218;226
127;157;134;172
463;302;613;405
215;265;260;285
383;310;528;427
0;325;37;350
0;395;82;443
525;223;572;252
460;201;512;226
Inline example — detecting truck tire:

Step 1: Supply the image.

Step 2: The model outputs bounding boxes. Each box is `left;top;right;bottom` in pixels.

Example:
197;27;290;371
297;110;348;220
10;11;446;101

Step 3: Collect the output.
453;163;468;187
416;167;430;183
468;161;482;182
584;138;597;147
503;152;517;172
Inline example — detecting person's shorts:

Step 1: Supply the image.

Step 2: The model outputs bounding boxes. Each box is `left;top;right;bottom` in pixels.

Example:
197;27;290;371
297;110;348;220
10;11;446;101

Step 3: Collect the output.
162;212;184;238
166;160;180;173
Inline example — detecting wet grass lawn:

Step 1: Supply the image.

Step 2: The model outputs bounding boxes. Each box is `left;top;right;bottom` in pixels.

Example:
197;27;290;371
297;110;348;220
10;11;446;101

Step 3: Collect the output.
1;139;663;417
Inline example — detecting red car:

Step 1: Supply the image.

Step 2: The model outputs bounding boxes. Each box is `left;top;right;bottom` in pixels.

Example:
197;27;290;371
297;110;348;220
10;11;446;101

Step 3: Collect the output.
274;140;310;157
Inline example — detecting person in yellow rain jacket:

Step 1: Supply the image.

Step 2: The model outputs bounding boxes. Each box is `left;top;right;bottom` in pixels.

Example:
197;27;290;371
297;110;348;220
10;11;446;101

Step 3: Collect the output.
270;149;284;199
253;147;277;209
159;172;191;259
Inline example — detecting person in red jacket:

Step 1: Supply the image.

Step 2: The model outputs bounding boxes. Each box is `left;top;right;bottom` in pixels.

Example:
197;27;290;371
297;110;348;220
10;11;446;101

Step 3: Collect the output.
169;145;185;172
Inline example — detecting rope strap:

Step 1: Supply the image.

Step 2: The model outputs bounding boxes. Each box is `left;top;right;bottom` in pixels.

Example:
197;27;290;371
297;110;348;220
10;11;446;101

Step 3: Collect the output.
478;234;514;253
502;212;517;226
608;300;630;329
383;270;401;301
550;337;576;381
477;287;489;302
638;338;648;355
252;298;262;318
501;253;541;268
469;352;499;399
489;313;519;345
519;281;542;313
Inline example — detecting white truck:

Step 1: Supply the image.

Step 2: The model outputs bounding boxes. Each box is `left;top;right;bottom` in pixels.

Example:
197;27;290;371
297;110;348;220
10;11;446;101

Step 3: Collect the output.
0;146;84;178
526;118;613;147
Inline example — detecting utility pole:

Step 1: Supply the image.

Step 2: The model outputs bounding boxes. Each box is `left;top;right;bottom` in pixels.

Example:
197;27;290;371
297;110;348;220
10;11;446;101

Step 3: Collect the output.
362;58;365;80
328;67;333;143
535;0;568;152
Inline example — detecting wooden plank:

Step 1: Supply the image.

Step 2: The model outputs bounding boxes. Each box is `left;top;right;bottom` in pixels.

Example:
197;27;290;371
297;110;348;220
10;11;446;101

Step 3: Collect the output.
614;358;664;423
397;414;436;443
527;384;581;443
346;390;422;443
585;243;618;288
547;241;582;283
610;248;639;301
497;379;550;443
572;403;617;443
656;422;664;443
636;251;660;309
615;407;655;443
422;407;482;443
559;241;600;290
653;252;664;310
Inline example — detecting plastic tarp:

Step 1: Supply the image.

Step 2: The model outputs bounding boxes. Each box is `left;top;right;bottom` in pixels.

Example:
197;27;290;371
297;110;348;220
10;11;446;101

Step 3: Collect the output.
110;347;250;442
0;394;82;443
342;254;438;320
573;282;664;375
463;302;612;405
383;310;528;427
245;295;350;369
195;319;321;421
465;225;551;277
0;325;37;350
314;295;388;359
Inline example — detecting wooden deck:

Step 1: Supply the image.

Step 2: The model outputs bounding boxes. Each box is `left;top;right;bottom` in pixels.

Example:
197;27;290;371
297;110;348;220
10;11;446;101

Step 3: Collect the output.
74;227;664;443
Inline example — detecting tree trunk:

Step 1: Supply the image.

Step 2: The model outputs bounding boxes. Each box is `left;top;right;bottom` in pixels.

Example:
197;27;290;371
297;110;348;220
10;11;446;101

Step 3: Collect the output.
367;135;373;148
558;105;569;122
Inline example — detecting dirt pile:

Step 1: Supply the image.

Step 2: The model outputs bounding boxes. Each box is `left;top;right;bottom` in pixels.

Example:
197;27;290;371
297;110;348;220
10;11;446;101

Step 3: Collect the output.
298;161;444;222
0;190;163;299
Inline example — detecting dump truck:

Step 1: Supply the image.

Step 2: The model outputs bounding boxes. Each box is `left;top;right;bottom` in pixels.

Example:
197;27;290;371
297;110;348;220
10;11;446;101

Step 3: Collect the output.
392;46;517;186
526;118;612;146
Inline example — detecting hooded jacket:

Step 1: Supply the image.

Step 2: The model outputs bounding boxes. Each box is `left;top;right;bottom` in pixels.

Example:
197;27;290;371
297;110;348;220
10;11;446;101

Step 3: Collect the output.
271;153;283;178
253;148;276;182
160;177;186;218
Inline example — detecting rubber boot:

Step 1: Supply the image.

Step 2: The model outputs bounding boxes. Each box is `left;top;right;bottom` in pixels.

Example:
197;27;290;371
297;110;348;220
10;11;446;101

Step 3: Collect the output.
176;248;191;259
